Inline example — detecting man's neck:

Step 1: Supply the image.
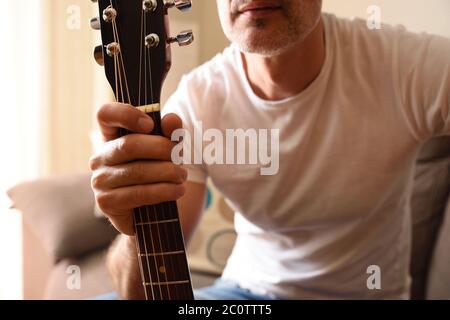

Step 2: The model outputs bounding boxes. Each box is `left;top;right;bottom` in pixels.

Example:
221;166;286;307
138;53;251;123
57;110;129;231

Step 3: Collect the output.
242;18;326;101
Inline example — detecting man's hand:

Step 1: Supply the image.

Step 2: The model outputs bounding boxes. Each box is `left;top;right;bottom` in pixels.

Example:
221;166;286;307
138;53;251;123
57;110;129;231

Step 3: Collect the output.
89;102;187;236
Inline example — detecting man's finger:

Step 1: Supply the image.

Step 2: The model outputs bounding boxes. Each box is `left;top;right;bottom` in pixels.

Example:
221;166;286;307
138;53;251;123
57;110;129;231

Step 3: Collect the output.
161;113;183;139
97;103;155;141
92;161;188;189
90;134;177;169
98;183;186;217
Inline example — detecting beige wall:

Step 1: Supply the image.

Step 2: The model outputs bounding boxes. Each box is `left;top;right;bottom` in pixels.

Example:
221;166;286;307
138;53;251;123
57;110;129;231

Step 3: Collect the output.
43;1;100;175
162;1;229;104
323;0;450;37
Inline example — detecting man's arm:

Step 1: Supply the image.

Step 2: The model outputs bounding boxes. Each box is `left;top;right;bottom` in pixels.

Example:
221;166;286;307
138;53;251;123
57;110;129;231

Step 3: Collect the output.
106;181;206;300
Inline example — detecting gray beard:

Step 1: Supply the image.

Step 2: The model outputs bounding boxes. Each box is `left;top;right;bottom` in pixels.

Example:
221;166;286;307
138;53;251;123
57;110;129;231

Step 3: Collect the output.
235;19;302;57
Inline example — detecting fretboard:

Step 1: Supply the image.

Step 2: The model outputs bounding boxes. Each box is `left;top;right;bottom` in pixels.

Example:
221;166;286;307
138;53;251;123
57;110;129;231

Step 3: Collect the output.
134;202;194;300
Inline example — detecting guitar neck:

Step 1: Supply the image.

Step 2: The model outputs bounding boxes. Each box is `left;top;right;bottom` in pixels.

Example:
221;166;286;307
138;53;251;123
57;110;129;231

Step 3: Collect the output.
92;0;195;300
120;111;194;300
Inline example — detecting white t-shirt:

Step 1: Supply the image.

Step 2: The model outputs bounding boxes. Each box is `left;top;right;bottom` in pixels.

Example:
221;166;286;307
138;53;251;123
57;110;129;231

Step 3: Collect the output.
163;13;450;299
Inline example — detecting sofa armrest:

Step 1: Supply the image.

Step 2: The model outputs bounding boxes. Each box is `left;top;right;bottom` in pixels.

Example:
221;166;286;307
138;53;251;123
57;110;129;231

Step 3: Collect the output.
7;173;118;261
20;212;53;300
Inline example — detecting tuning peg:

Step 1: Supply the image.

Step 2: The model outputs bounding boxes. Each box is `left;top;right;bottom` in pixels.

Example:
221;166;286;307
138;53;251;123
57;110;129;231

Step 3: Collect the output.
93;45;104;66
165;0;192;12
143;0;158;12
168;30;194;46
90;17;100;30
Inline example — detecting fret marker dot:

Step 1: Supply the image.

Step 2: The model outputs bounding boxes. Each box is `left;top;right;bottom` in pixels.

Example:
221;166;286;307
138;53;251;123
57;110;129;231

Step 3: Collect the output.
159;266;166;274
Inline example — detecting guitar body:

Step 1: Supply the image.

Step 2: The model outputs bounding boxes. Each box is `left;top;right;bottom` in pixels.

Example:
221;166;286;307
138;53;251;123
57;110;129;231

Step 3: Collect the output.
92;0;195;300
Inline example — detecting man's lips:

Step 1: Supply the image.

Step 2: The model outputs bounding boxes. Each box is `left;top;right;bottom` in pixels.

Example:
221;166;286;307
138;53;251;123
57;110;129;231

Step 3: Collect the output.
238;1;282;14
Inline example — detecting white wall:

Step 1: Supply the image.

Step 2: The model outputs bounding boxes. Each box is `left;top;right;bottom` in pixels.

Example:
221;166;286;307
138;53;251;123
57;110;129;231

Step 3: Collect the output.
323;0;450;37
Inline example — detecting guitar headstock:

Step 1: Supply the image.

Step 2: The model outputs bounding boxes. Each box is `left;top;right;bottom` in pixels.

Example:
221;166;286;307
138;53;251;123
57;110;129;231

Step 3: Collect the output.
91;0;194;106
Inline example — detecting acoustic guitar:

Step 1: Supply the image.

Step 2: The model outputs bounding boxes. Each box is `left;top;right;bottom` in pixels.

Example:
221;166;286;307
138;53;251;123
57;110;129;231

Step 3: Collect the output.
90;0;195;300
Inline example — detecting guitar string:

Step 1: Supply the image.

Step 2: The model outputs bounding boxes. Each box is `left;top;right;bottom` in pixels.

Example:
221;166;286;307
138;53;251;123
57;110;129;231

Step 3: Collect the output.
169;201;188;298
146;43;172;300
109;9;124;105
110;21;124;104
135;3;151;300
133;6;148;300
149;11;185;300
145;7;181;300
135;3;155;300
152;202;172;299
112;19;131;104
116;35;131;103
138;5;144;107
156;22;188;299
165;202;184;299
140;5;157;300
143;8;166;300
110;0;153;300
143;5;177;300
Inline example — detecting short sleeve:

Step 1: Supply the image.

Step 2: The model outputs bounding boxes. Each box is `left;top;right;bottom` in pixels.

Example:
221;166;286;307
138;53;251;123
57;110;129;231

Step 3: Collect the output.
163;76;208;184
394;30;450;141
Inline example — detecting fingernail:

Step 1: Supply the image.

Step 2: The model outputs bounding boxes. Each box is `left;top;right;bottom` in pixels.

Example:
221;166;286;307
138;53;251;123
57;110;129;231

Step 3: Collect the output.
138;117;153;132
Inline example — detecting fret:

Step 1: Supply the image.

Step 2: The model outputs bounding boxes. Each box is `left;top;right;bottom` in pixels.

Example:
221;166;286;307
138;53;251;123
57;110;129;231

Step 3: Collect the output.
144;280;191;286
139;250;185;257
139;252;191;281
136;218;179;226
134;202;180;223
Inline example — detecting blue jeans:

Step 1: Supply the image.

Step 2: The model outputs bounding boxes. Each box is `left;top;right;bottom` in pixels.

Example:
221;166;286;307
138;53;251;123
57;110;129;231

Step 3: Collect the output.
95;279;277;300
194;279;277;300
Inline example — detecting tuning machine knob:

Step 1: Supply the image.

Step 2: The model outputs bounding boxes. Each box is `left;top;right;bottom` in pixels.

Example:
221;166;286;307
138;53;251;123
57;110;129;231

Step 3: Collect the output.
165;0;192;12
93;45;104;66
143;0;158;12
90;17;101;30
168;30;194;46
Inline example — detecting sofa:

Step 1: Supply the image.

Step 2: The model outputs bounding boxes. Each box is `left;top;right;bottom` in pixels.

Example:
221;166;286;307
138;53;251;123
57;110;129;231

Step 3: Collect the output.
8;174;234;300
7;137;450;300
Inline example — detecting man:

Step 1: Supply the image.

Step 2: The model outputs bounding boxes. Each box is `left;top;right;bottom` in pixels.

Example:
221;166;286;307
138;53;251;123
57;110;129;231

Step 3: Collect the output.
90;0;450;299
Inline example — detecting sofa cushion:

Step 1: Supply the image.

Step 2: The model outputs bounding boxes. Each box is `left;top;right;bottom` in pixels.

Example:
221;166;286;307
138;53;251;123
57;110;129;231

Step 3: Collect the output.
44;248;113;299
410;137;450;299
426;197;450;299
44;246;218;300
416;137;450;163
7;173;118;260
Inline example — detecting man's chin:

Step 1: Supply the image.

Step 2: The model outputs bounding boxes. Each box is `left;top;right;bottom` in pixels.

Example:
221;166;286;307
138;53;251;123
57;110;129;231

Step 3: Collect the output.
237;40;289;57
234;32;289;56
